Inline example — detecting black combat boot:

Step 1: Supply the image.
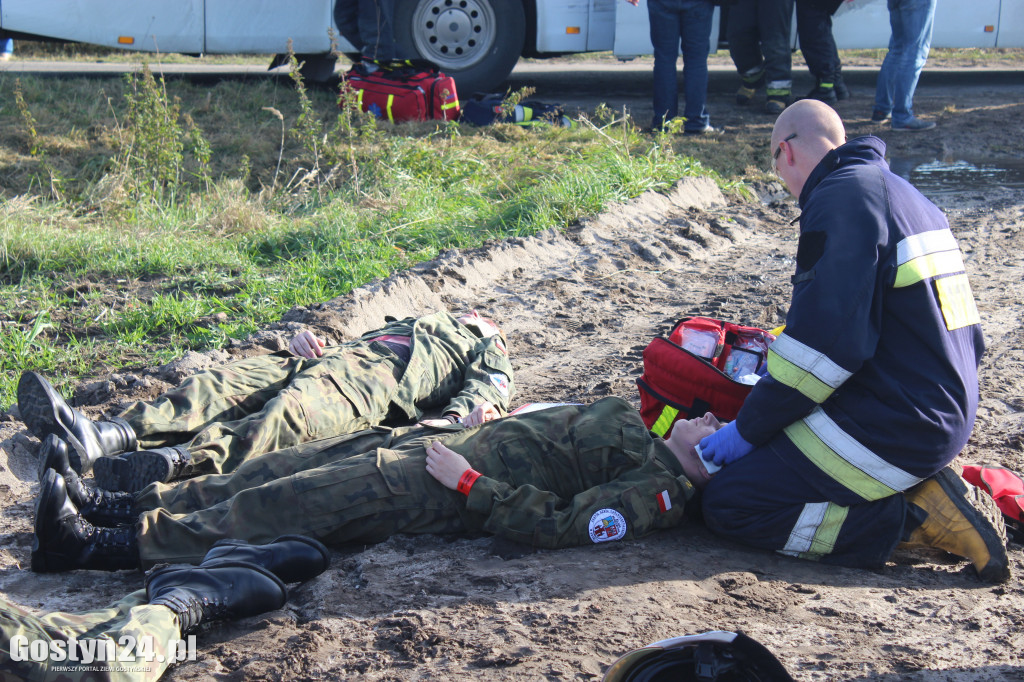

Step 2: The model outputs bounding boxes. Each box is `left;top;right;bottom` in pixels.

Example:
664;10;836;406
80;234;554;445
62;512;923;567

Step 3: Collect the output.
93;446;193;493
201;535;331;583
37;435;137;527
146;561;287;635
17;371;137;474
32;469;140;573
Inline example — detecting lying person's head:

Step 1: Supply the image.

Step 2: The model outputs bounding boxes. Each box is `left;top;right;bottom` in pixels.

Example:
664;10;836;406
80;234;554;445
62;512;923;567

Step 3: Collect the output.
661;412;722;489
457;310;506;344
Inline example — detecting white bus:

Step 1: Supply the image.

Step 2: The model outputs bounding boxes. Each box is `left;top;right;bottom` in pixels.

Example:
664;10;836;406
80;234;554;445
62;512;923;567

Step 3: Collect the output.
1;0;1021;92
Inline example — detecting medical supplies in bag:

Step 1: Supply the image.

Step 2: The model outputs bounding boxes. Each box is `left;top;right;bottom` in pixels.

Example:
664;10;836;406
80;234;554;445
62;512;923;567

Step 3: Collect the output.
637;317;776;437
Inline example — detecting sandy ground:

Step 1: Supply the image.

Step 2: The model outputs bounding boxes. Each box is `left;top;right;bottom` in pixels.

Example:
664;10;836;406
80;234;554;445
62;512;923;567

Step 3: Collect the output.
2;64;1024;680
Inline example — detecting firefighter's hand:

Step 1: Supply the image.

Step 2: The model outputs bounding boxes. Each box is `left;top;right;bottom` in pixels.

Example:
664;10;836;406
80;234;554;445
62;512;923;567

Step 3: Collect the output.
463;402;500;427
289;330;325;358
425;441;472;490
699;421;754;466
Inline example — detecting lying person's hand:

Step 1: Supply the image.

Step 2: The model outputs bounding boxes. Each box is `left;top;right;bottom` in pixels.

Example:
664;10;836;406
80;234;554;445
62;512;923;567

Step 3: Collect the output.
425;440;473;490
463;401;500;427
699;421;754;467
289;330;325;358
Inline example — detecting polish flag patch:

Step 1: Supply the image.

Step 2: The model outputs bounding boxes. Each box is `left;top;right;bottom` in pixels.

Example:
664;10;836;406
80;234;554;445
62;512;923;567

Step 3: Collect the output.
656;490;672;513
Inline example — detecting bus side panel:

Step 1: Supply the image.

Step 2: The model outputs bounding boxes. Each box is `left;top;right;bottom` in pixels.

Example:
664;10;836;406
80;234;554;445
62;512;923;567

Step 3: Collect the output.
832;0;998;49
997;1;1024;47
205;0;333;54
588;0;616;51
535;0;591;52
0;0;203;52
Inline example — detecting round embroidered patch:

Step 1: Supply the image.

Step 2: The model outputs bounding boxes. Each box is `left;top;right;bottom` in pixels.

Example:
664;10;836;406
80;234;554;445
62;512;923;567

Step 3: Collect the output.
588;508;627;543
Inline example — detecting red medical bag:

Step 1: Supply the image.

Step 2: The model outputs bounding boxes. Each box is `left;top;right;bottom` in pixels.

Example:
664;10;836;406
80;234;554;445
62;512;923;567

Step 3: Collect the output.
637;317;775;437
341;61;460;123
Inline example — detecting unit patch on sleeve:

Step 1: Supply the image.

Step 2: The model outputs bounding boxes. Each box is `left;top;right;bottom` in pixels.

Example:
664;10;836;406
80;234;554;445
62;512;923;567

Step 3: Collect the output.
589;509;627;543
489;372;510;397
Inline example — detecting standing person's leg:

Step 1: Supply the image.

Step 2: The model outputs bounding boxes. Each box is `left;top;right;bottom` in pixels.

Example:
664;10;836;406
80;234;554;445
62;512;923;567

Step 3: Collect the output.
357;0;396;61
759;0;795;113
335;0;362;54
873;0;902;121
728;0;766;104
136;446;465;567
648;0;683;130
795;0;838;103
680;0;715;133
889;0;936;128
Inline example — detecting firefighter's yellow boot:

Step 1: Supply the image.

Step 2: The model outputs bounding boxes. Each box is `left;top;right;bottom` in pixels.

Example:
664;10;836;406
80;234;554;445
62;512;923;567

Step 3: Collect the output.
899;466;1010;583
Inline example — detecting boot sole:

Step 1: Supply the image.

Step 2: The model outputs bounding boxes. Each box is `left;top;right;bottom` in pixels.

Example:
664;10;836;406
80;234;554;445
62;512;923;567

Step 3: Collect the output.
935;467;1010;583
17;372;94;473
95;451;172;493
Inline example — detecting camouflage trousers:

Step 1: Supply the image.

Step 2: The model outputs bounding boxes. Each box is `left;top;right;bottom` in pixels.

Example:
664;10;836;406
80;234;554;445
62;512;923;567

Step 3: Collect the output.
134;426;467;567
0;592;178;682
118;342;406;476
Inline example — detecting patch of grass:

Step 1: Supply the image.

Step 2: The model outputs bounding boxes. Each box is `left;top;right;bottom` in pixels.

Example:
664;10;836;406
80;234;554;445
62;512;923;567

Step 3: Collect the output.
0;62;748;406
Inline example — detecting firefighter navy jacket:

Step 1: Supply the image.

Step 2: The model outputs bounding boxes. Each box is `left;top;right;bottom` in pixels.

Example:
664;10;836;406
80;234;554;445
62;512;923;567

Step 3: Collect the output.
736;136;984;502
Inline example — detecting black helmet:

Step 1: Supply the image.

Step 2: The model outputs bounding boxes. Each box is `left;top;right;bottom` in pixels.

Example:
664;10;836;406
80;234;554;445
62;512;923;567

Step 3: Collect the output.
602;631;794;682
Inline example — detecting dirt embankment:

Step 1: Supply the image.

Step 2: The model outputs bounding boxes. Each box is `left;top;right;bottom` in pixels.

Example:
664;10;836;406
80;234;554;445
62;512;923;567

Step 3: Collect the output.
1;73;1023;681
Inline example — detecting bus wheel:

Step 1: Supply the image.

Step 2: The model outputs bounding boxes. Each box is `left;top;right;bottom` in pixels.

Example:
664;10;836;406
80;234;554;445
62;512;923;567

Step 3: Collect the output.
394;0;525;94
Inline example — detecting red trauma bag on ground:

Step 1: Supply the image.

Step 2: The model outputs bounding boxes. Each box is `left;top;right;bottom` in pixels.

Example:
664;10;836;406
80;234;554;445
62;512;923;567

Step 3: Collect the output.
962;464;1024;542
340;61;460;123
637;317;775;437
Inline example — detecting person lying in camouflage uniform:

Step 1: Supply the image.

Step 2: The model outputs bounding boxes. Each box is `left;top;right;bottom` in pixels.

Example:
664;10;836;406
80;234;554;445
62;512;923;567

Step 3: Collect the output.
17;311;514;492
31;397;722;573
1;536;329;682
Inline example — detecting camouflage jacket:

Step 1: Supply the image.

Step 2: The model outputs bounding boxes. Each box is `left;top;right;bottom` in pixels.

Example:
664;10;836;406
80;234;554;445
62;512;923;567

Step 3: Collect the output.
424;396;696;549
357;311;515;420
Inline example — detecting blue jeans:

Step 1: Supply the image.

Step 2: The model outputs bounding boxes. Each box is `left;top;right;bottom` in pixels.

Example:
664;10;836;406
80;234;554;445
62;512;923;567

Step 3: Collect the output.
873;0;936;125
648;0;715;131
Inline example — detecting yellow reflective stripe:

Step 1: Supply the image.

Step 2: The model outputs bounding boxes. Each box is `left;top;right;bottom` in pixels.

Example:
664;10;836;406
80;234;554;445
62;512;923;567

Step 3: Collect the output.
356;89;364;109
441;99;459;110
651;405;679;437
896;229;958;265
783;410;928;505
767;352;835;403
894;249;966;288
935;273;981;330
780;502;848;560
766;334;851;403
386;94;395;123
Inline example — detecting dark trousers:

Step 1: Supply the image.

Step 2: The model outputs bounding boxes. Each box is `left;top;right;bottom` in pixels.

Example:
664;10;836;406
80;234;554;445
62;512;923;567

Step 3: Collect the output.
795;0;841;83
701;442;908;568
335;0;396;61
647;0;715;131
727;0;795;95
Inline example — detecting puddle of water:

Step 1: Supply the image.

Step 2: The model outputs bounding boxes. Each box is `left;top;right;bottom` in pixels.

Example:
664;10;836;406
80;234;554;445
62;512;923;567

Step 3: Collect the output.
888;156;1024;194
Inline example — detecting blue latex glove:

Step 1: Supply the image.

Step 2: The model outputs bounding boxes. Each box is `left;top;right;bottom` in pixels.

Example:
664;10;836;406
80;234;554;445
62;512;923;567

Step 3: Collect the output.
699;421;754;467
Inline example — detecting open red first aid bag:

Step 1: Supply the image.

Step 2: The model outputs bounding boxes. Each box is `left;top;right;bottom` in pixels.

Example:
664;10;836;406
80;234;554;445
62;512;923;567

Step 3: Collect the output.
637;317;776;437
340;60;460;123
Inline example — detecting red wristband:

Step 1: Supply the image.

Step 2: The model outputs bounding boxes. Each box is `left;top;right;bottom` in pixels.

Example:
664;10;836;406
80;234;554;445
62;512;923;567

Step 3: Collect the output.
456;468;482;496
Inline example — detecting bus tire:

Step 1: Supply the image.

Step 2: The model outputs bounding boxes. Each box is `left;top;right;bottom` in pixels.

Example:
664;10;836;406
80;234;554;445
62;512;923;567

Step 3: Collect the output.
394;0;526;95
